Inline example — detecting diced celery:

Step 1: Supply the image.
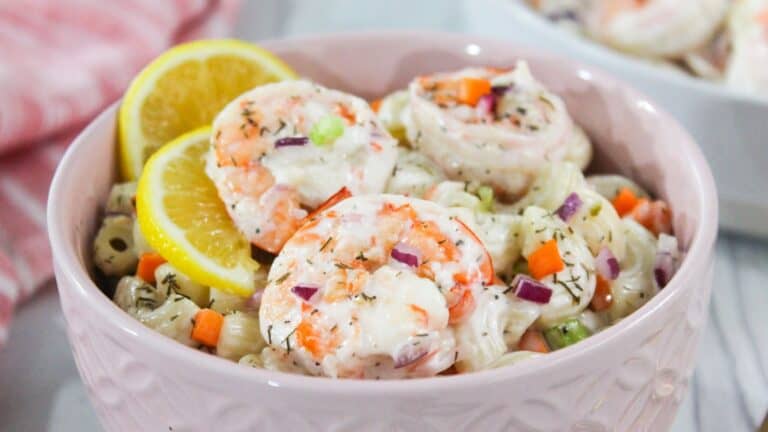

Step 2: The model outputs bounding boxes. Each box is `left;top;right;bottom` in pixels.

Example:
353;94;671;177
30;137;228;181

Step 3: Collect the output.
476;185;494;212
310;115;344;146
544;318;591;350
512;258;529;276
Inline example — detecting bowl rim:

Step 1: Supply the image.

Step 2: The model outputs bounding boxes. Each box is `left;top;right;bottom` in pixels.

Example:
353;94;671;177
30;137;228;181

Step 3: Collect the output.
47;30;718;396
496;0;768;108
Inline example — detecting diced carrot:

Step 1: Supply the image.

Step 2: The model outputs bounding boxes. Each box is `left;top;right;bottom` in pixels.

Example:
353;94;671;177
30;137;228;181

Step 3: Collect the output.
136;252;166;283
629;199;672;236
448;289;475;324
612;187;639;217
370;98;382;113
191;308;224;348
457;77;492;106
527;239;565;280
518;329;550;353
295;320;324;358
453;272;471;285
306;187;352;221
590;275;613;311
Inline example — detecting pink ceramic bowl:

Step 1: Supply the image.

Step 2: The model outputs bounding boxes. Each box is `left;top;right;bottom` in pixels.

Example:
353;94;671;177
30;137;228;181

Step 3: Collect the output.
48;32;717;432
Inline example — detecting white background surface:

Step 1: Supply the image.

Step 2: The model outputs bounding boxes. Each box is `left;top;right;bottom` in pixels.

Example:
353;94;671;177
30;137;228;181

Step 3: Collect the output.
0;1;765;430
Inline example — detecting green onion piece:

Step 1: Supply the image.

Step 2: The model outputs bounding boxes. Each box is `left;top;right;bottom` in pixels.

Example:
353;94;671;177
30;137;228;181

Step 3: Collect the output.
543;318;591;350
477;185;494;212
310;115;345;146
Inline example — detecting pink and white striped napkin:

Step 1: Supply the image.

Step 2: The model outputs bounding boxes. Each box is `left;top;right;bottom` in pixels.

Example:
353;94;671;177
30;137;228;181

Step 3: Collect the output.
0;0;241;346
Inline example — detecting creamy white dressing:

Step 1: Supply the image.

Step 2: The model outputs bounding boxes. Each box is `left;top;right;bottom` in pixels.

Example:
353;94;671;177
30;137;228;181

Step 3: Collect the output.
454;285;512;372
385;148;445;197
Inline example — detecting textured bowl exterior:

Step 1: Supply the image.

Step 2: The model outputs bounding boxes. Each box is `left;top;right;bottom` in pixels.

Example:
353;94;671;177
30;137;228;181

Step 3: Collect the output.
48;32;718;432
464;0;767;238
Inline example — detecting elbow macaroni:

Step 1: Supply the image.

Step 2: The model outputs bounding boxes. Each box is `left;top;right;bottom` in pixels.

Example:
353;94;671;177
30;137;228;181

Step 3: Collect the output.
376;90;410;142
154;263;210;307
216;312;266;361
93;215;138;276
105;182;137;215
209;287;250;315
426;181;523;275
454;286;513;372
604;220;659;322
140;294;200;347
113;276;164;317
504;297;542;347
114;275;200;347
519;206;596;327
514;162;627;261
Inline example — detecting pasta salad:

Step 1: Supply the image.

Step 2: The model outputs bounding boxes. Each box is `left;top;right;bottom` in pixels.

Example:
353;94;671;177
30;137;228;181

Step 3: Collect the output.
92;44;681;379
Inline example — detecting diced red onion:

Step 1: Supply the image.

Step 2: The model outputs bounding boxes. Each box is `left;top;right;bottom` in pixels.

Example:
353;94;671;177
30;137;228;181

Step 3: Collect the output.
491;85;510;95
512;274;552;304
595;247;620;280
391;243;421;268
654;234;679;288
393;343;429;369
654;253;674;288
275;136;308;148
476;94;496;117
556;192;583;222
291;284;319;301
245;290;263;311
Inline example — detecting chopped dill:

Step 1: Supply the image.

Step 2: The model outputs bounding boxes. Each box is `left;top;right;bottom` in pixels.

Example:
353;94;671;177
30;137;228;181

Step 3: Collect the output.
319;237;333;252
274;272;291;284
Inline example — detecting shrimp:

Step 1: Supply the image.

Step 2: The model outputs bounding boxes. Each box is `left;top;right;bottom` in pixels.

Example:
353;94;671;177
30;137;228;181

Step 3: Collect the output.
258;195;495;379
403;62;591;200
206;81;398;253
725;0;768;96
584;0;728;58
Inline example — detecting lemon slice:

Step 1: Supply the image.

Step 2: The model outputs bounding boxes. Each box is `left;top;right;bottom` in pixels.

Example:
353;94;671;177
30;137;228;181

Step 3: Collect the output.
119;39;297;180
136;127;259;296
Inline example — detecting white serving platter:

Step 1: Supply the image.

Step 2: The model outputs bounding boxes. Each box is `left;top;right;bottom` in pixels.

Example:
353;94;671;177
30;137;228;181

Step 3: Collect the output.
464;0;768;238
